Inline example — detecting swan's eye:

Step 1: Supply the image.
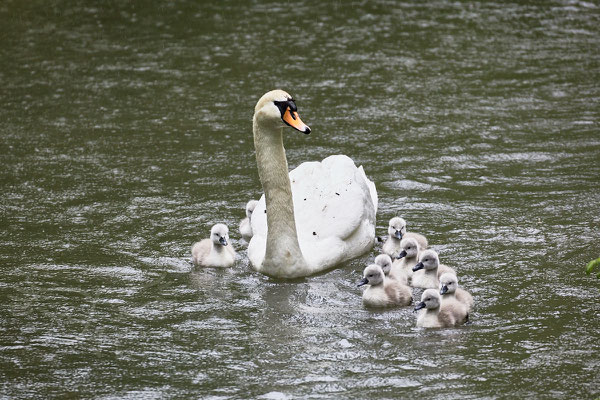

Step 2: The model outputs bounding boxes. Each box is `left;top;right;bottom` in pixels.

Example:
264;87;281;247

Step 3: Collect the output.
274;98;297;117
288;99;297;112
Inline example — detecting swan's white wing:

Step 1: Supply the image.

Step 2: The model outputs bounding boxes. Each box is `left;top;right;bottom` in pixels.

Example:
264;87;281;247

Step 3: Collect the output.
249;155;376;270
358;165;378;214
291;155;373;241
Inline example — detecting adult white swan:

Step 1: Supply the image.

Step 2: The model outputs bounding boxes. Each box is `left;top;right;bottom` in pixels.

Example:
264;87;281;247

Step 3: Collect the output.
248;90;378;278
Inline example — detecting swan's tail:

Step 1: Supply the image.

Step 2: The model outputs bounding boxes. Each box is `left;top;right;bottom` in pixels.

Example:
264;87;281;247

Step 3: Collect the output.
358;165;378;214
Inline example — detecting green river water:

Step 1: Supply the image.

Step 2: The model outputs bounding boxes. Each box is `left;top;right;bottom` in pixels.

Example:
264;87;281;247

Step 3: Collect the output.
1;1;599;398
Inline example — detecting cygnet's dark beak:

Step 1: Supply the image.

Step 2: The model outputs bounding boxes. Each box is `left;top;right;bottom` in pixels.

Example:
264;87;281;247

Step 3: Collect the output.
412;262;424;272
394;230;403;240
440;285;448;295
219;237;228;246
357;278;369;287
414;302;426;312
396;250;407;259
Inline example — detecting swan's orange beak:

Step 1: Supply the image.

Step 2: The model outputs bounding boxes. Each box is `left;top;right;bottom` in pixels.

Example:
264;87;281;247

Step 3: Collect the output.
282;108;311;134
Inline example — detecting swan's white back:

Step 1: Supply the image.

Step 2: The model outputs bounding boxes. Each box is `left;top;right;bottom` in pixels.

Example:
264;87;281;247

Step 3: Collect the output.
248;154;377;272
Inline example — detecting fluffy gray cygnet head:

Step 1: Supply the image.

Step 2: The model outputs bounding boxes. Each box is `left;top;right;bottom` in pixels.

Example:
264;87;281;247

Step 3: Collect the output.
414;289;441;311
439;272;459;295
387;217;407;240
374;254;393;275
397;237;419;259
245;200;259;219
357;264;385;287
412;249;439;272
211;223;230;246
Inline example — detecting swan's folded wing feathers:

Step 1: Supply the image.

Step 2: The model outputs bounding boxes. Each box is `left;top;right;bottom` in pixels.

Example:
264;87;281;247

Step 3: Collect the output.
248;198;267;268
358;165;378;213
291;155;374;241
249;155;376;271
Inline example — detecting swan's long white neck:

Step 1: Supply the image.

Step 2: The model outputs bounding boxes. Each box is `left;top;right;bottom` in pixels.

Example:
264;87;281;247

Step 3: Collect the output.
253;116;308;277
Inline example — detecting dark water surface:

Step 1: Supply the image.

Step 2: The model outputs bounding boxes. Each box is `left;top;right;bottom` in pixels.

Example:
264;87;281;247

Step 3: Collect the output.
1;0;599;398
